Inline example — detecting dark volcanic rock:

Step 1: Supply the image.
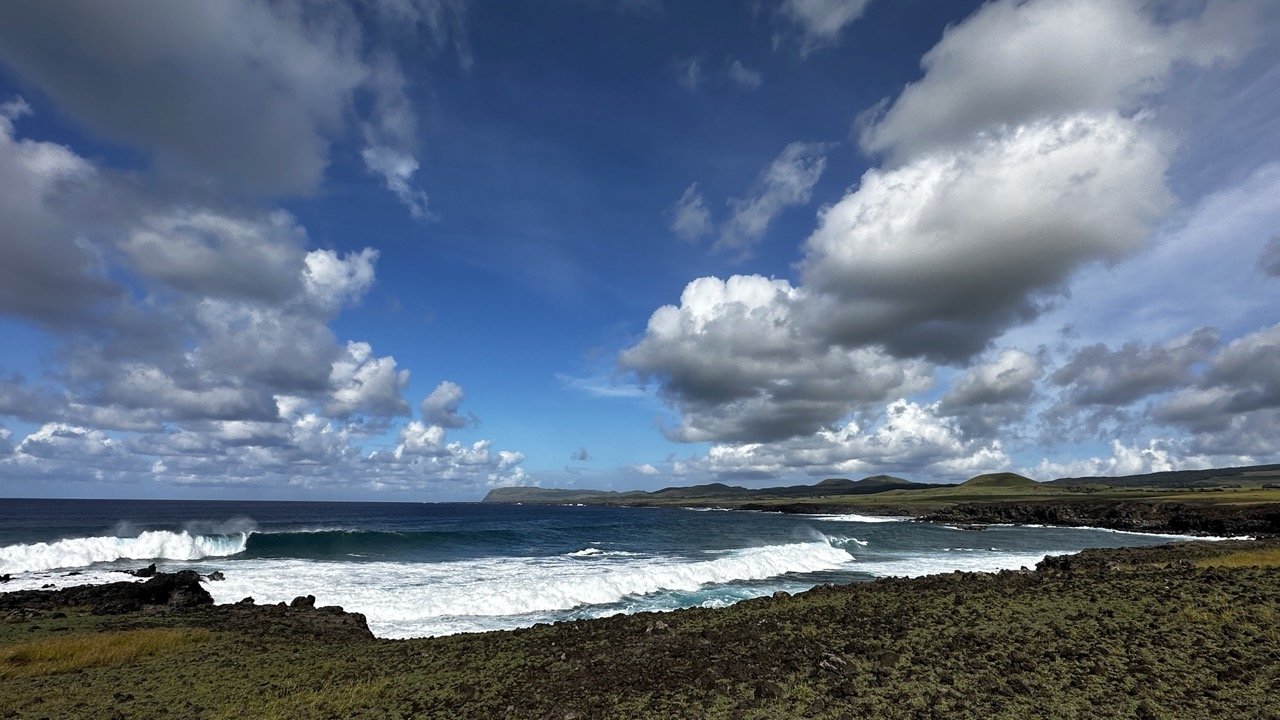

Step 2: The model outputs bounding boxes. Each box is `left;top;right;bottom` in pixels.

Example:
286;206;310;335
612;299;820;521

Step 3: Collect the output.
922;500;1280;537
128;563;158;578
206;571;225;581
0;570;213;614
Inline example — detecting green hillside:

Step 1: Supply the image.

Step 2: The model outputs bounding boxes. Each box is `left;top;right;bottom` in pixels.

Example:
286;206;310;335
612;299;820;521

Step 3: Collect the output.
959;473;1038;489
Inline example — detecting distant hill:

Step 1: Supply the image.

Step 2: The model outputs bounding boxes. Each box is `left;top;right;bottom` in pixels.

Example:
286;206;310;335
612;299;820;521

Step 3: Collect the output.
482;487;625;504
959;473;1038;489
482;464;1280;508
1049;464;1280;489
482;475;933;505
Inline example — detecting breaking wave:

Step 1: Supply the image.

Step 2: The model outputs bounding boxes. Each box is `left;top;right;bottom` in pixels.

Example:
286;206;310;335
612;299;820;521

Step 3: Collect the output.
0;530;250;575
205;538;855;637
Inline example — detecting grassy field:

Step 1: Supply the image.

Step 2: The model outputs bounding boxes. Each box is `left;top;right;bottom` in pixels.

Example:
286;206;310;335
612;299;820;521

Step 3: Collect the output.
2;539;1278;719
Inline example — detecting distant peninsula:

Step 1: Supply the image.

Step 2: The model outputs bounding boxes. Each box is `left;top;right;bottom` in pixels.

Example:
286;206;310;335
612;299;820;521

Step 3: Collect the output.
485;464;1280;537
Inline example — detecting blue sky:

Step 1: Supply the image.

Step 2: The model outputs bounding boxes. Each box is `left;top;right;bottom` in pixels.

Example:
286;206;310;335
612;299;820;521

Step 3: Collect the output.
0;0;1278;501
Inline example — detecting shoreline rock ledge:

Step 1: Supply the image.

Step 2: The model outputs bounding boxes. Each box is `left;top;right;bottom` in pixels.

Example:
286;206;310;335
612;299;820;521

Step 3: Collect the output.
0;569;213;615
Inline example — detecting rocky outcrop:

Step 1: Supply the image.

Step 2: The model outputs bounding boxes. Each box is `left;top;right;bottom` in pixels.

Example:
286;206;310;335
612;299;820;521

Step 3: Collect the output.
0;569;213;614
922;500;1280;537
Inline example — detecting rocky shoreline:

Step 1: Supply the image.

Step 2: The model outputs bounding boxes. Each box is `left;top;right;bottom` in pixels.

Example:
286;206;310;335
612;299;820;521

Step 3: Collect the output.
3;539;1279;718
917;499;1280;537
722;497;1280;537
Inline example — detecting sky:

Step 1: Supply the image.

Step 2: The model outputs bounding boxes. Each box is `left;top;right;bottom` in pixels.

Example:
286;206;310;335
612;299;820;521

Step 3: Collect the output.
0;0;1278;501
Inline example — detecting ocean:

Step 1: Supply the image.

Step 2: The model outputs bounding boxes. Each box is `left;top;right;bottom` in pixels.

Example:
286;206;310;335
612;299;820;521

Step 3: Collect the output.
0;498;1205;638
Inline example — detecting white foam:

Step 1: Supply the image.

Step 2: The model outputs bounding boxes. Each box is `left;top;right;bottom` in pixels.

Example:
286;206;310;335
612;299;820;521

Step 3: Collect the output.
0;531;249;574
205;539;854;638
986;523;1249;541
811;513;910;524
855;551;1052;578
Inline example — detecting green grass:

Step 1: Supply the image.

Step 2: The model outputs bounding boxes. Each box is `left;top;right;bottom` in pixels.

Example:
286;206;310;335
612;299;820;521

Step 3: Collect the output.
0;628;211;678
1196;546;1280;568
958;472;1038;489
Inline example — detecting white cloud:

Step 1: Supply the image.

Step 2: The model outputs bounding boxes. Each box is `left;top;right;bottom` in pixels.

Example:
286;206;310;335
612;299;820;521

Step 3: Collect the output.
361;146;433;219
944;349;1041;409
0;1;366;194
0;110;525;496
780;0;873;53
123;209;306;302
420;381;470;429
1027;439;1207;480
803;113;1172;360
326;342;411;419
676;57;702;91
620;275;931;443
0;103;116;325
718;141;830;258
727;60;762;90
860;0;1255;160
669;183;712;242
302;248;379;312
698;400;1008;481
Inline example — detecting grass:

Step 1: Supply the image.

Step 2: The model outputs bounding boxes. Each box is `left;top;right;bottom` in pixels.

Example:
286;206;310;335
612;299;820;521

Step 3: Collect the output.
0;628;211;678
1196;546;1280;568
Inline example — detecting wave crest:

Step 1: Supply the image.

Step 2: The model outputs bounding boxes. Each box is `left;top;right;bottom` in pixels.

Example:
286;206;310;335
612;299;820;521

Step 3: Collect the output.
0;530;249;574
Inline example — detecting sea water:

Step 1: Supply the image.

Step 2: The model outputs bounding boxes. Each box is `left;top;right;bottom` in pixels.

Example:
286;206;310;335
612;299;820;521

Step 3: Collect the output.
0;498;1205;637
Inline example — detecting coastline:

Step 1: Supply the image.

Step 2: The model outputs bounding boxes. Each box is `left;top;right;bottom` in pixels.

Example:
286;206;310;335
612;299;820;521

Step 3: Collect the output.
3;534;1279;718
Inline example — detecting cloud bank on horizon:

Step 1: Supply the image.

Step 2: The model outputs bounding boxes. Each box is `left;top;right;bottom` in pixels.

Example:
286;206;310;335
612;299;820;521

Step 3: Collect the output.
0;0;1277;499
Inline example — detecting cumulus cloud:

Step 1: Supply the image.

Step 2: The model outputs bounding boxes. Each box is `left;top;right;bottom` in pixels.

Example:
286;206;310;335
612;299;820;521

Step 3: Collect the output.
326;342;411;419
0;1;363;194
123;210;307;303
939;349;1042;439
669;183;712;242
620;275;931;443
803;113;1172;360
859;0;1255;160
619;0;1261;482
0;110;525;495
1153;323;1280;437
420;381;471;429
0;103;118;326
1027;439;1201;480
697;400;1008;481
779;0;873;54
302;248;379;313
0;0;461;212
1052;328;1219;406
718;142;830;257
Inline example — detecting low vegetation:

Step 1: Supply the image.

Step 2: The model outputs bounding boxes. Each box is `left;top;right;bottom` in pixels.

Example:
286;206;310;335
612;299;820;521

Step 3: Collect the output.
0;628;210;679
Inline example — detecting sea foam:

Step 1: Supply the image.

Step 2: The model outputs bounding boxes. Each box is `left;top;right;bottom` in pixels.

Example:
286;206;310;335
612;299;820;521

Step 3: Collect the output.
0;530;249;574
205;538;854;637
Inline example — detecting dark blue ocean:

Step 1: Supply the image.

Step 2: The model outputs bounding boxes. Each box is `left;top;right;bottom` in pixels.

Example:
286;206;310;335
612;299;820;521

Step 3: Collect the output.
0;499;1201;637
